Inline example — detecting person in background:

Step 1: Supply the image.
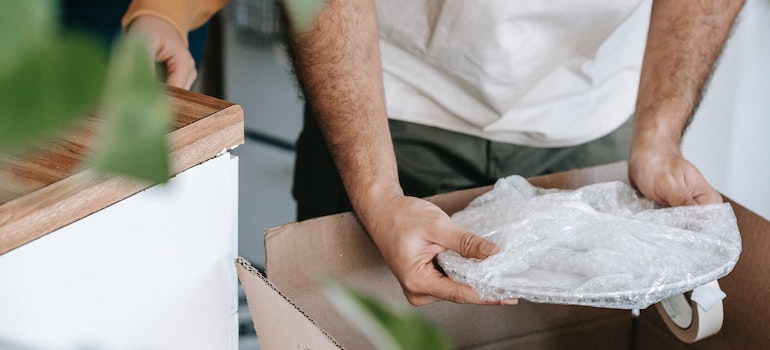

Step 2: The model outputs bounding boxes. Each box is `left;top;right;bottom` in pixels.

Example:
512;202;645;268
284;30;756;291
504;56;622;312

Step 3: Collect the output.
284;0;745;306
60;0;227;89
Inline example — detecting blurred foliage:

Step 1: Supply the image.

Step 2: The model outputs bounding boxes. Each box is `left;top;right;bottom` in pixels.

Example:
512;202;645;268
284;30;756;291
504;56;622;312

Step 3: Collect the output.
90;35;171;184
0;0;171;183
323;277;451;350
283;0;326;32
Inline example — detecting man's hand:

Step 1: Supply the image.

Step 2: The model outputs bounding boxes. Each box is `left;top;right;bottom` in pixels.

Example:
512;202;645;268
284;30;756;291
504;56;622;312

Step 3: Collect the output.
362;195;509;306
629;0;743;207
126;15;197;89
629;139;722;207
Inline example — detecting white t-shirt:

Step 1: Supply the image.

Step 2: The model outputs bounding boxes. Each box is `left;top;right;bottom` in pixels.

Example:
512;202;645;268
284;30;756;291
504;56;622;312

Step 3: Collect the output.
376;0;651;147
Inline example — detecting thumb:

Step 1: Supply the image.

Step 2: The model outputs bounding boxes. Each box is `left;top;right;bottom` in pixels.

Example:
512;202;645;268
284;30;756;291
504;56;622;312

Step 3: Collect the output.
165;66;188;89
693;186;723;205
164;56;197;90
437;226;499;259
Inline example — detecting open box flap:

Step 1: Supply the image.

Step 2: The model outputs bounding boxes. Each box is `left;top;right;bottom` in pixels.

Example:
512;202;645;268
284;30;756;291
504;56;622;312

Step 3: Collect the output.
235;257;341;350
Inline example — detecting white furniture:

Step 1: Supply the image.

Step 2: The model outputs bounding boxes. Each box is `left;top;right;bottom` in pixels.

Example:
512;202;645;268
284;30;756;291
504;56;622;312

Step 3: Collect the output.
0;88;244;350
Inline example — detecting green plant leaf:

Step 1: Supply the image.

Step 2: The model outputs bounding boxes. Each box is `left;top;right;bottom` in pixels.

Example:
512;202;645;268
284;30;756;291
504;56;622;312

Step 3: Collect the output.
0;35;107;151
322;277;451;350
89;33;172;184
283;0;326;32
0;0;54;79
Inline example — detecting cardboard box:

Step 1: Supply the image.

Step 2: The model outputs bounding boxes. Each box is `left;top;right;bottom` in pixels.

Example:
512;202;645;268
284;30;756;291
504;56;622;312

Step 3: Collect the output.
236;162;770;349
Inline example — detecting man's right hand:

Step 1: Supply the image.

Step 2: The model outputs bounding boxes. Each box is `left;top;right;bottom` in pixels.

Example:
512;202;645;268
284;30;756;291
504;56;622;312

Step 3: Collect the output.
360;194;511;306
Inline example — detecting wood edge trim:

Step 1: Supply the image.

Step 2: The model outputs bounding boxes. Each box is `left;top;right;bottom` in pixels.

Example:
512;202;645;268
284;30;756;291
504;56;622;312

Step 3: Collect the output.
0;103;244;255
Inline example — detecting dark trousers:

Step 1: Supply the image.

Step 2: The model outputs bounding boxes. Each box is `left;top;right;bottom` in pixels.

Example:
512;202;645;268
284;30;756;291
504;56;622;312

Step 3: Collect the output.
293;106;634;220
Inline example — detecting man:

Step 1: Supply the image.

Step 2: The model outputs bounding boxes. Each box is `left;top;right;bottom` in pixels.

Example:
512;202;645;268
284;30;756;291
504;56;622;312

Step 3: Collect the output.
287;0;744;306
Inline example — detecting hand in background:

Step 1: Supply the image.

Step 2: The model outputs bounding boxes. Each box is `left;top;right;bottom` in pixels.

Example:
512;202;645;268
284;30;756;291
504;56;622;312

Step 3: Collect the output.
362;195;511;306
126;15;197;89
629;140;722;207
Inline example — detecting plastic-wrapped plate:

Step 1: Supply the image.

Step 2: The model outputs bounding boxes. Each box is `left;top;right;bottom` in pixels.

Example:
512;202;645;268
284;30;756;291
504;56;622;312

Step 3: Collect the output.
436;176;742;309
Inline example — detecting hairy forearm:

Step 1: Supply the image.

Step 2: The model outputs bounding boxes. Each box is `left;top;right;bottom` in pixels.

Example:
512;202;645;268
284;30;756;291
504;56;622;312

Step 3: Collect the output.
634;0;744;146
285;0;510;306
287;0;402;218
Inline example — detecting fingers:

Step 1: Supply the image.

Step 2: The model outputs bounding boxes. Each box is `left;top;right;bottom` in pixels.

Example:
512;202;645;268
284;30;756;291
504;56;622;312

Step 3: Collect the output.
629;146;722;207
402;265;504;306
665;186;721;206
656;181;697;207
433;224;499;260
164;54;197;89
694;189;723;204
657;167;723;207
403;224;505;306
691;178;723;204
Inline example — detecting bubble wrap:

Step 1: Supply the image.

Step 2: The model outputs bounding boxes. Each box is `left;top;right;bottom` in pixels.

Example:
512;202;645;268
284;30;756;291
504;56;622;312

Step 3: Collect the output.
436;176;742;309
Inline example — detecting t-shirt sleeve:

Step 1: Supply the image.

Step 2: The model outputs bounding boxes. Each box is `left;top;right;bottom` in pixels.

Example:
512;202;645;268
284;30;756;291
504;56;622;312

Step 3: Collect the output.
121;0;229;47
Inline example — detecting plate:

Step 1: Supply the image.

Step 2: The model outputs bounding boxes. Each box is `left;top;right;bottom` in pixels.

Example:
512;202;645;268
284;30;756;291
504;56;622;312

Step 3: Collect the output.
436;176;742;309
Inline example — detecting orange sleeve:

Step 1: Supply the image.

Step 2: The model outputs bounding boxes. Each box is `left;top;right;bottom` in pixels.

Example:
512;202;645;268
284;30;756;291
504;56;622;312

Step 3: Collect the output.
121;0;229;47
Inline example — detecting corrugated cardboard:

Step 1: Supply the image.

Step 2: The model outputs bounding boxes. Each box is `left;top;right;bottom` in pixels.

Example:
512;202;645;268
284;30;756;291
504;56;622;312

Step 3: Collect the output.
236;161;770;349
235;257;340;349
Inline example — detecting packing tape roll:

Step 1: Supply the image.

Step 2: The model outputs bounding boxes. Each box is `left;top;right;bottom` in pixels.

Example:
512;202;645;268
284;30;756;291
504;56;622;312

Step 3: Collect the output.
656;280;726;343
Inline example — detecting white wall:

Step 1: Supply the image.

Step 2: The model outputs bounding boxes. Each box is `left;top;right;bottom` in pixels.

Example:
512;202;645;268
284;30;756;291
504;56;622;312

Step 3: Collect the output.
682;0;770;220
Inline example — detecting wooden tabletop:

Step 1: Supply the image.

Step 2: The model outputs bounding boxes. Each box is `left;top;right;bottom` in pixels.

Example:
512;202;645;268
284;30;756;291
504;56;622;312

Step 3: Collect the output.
0;87;244;254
